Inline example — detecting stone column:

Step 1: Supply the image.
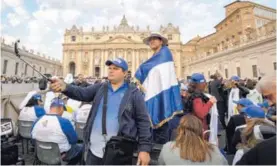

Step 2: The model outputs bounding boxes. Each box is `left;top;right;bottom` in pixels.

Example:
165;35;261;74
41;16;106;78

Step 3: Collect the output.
76;51;81;76
113;49;116;59
132;49;136;76
136;49;140;69
101;49;105;78
104;49;108;76
89;50;94;76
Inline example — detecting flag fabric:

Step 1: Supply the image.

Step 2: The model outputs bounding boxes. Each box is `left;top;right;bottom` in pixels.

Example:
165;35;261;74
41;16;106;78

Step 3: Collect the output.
135;46;183;128
204;93;219;145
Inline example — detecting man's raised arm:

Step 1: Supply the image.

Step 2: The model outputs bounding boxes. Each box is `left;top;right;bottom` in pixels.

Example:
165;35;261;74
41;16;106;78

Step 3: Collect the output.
50;78;101;102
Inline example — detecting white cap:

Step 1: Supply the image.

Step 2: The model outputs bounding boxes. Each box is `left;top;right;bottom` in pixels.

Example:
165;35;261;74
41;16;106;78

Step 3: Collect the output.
19;90;37;110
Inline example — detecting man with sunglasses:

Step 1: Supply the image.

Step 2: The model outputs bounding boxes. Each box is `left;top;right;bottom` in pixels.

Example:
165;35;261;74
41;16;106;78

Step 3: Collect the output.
256;74;276;122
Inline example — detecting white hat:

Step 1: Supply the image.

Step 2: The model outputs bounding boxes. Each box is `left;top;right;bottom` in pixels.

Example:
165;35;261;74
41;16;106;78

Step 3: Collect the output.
143;32;168;46
19;91;37;110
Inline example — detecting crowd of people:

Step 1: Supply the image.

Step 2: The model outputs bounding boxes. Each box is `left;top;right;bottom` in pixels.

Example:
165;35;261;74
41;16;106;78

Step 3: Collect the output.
1;75;41;84
10;32;277;165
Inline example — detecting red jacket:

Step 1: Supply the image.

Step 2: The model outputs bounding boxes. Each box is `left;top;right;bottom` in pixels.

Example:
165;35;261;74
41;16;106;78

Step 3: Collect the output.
192;98;213;131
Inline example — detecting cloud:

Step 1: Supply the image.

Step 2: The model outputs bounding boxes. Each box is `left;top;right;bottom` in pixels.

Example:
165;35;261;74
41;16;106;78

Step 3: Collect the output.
33;8;59;24
2;0;276;61
6;6;30;27
7;13;21;26
2;0;22;8
60;9;81;23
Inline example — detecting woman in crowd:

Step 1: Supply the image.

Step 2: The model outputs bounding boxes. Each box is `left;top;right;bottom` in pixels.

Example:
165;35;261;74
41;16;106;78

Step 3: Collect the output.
231;105;275;156
232;106;276;165
184;73;217;131
158;115;227;165
18;91;45;122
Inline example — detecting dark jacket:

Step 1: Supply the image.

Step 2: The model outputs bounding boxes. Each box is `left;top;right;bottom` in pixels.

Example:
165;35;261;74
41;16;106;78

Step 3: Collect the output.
63;82;152;153
236;136;276;165
210;79;224;102
226;114;246;154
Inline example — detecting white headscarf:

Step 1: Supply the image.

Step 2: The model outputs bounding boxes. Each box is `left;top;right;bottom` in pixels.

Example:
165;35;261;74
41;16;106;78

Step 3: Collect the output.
228;88;240;122
64;74;74;84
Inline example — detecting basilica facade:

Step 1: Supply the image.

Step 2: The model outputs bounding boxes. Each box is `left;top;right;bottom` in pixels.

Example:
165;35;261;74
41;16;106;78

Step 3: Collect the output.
62;1;276;79
62;15;184;78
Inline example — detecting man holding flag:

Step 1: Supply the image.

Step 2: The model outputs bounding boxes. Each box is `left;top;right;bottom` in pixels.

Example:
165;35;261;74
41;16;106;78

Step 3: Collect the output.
135;32;183;144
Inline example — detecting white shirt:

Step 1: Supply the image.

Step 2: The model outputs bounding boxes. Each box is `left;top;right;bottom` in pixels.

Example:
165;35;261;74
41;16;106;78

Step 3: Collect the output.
232;149;244;165
44;91;56;113
31;115;77;153
18;106;45;122
73;104;92;123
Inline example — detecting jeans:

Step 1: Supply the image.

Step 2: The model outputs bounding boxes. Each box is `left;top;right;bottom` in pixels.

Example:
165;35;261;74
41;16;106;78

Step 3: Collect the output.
86;150;103;165
153;122;169;144
63;144;83;165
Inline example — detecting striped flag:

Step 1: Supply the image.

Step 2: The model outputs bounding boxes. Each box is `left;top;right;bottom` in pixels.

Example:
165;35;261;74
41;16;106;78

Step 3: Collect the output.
135;46;183;128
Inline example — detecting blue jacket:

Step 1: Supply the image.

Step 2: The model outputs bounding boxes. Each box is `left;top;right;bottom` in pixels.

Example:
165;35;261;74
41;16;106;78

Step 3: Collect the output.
63;82;152;153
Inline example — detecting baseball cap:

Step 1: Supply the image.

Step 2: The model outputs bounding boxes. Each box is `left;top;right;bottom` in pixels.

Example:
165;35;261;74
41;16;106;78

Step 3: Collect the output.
105;58;128;71
33;94;42;101
233;98;254;107
230;76;240;81
190;73;206;83
50;98;65;108
241;105;265;118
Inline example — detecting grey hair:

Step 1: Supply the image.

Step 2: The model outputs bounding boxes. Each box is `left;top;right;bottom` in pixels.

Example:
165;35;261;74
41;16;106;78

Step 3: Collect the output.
256;74;276;93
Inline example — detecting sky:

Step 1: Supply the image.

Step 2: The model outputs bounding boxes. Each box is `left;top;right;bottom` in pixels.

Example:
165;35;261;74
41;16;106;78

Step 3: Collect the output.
1;0;276;60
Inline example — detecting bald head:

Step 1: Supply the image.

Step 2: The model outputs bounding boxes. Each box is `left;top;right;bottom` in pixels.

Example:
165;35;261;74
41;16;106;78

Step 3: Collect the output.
256;74;276;105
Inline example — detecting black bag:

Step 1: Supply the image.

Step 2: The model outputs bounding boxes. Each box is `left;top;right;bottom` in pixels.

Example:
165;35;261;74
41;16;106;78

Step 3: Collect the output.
103;136;137;165
1;143;18;165
101;83;137;165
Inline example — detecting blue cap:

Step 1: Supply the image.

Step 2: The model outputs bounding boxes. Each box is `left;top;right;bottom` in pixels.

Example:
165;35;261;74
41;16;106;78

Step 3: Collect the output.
230;76;240;81
233;98;254;107
258;100;269;108
241;105;265;118
33;94;42;101
190;73;206;83
50;98;65;108
105;58;128;71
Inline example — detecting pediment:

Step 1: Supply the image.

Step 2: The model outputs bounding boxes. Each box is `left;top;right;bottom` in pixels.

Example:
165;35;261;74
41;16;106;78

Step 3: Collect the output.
103;35;137;44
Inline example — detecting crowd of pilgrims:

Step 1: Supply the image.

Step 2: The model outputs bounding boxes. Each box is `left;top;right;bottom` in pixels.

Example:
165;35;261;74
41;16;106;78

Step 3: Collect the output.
15;72;276;165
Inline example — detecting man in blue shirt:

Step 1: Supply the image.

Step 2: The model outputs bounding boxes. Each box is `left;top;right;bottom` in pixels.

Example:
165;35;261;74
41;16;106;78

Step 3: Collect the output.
50;58;152;165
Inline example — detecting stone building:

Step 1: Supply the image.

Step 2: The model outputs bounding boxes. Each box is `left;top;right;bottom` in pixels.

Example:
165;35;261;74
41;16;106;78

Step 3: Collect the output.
62;15;183;78
63;0;276;79
184;0;276;79
1;39;62;77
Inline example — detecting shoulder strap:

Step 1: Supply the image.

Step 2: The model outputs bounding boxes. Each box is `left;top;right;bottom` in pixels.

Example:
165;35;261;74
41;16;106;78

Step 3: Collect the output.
102;82;109;137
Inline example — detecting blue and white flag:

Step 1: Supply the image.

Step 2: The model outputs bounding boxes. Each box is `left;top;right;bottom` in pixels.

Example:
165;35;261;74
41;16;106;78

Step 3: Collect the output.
135;46;183;128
